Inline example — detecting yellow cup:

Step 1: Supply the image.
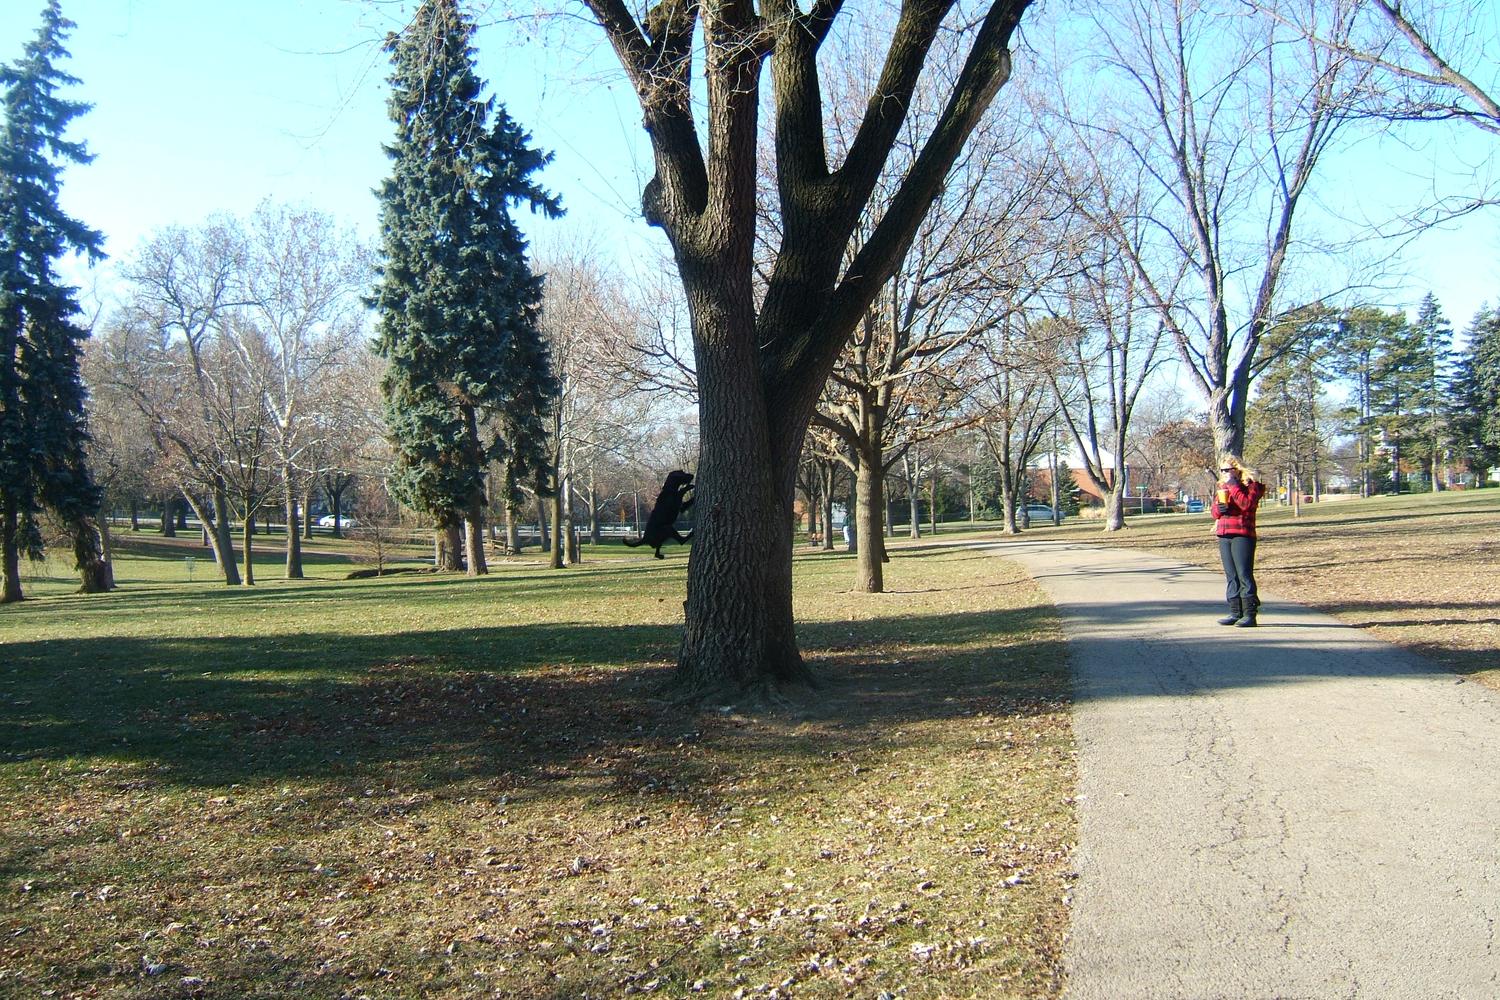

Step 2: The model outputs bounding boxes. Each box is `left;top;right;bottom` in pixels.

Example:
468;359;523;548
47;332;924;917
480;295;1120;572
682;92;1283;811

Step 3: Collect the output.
1216;488;1229;505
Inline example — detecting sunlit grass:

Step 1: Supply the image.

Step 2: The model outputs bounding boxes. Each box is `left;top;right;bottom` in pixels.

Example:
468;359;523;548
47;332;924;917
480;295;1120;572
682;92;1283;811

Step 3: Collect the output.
0;541;1074;998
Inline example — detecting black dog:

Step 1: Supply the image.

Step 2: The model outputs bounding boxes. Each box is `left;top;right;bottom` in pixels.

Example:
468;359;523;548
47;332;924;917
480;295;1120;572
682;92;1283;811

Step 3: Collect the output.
625;470;694;559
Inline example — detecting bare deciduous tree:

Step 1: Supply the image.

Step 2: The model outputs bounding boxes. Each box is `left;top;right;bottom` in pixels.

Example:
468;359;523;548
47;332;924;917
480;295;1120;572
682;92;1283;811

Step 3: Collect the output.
1063;0;1369;458
582;0;1035;696
237;201;367;578
110;220;256;585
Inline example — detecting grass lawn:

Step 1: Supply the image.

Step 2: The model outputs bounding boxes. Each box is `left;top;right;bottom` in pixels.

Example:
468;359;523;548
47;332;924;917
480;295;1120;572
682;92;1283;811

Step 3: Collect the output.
974;488;1499;688
1;540;1075;998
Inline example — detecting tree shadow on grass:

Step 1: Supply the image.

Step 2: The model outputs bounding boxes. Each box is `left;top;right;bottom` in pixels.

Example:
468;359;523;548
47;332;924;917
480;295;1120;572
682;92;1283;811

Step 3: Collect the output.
0;606;1065;796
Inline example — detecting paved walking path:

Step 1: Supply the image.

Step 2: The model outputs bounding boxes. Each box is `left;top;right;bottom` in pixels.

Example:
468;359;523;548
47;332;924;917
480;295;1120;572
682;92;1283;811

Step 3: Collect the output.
998;539;1500;1000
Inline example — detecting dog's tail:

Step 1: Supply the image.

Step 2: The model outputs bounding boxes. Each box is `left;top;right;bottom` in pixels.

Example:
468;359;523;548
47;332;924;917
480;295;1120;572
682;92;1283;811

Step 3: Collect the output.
622;537;644;548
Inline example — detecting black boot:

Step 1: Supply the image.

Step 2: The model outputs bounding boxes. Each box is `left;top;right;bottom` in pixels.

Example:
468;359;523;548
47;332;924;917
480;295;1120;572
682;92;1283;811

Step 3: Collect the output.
1235;601;1259;627
1217;600;1242;626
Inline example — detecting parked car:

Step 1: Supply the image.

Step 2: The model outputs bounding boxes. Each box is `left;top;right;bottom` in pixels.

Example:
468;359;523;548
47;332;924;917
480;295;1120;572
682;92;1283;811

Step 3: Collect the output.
318;514;356;528
1185;498;1206;513
1023;503;1063;523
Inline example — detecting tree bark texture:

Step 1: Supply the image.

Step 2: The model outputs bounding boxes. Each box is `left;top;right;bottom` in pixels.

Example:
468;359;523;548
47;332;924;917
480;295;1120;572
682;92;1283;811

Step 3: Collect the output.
435;521;463;571
242;515;255;586
1104;487;1125;532
465;503;488;576
181;488;240;585
1;500;21;603
854;457;887;593
284;481;304;579
549;485;564;569
583;0;1032;697
564;479;580;564
69;515;114;593
820;486;834;552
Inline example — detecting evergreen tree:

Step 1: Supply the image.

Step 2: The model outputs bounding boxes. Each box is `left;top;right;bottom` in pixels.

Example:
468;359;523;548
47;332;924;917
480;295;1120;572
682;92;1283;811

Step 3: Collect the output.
0;0;108;603
1330;308;1402;497
1247;306;1336;505
370;0;560;576
1450;307;1500;482
1411;293;1455;491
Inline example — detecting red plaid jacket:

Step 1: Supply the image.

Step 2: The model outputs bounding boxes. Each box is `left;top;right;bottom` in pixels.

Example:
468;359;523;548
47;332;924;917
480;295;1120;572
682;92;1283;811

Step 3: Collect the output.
1212;479;1266;538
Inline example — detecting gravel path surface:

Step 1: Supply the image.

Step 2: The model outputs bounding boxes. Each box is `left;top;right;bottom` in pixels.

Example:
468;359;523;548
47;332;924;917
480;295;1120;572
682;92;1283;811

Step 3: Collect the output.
999;539;1500;1000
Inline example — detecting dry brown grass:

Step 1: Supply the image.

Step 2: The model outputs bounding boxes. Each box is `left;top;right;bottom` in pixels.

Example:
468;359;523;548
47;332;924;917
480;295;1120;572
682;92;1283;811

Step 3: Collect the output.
0;546;1075;999
1026;489;1500;688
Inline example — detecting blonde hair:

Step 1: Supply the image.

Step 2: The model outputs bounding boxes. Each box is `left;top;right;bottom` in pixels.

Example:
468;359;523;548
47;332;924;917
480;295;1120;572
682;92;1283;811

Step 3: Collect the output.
1219;454;1259;482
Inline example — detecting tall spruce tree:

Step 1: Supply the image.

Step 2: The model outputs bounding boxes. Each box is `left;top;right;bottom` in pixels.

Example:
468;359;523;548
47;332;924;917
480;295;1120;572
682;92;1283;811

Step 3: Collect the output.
1331;308;1403;497
1450;307;1500;481
371;0;560;575
1411;293;1455;491
0;0;108;603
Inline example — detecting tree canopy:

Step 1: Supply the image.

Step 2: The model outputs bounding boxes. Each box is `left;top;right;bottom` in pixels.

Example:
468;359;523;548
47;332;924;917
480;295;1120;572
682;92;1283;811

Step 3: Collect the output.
371;0;561;575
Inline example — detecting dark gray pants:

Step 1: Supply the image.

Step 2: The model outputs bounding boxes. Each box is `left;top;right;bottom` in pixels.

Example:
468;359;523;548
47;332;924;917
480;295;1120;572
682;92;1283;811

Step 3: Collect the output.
1218;535;1258;610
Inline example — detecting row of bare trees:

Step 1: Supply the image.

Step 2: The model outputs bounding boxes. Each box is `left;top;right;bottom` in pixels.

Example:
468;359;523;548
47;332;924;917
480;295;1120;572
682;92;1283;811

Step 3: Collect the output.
85;202;375;584
760;0;1494;603
77;199;704;586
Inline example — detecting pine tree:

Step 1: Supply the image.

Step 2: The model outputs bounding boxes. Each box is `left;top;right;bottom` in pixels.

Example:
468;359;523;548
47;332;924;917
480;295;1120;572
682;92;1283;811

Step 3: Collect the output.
1411;293;1454;491
370;0;560;576
1450;307;1500;482
1247;306;1336;505
1331;308;1403;497
0;0;108;603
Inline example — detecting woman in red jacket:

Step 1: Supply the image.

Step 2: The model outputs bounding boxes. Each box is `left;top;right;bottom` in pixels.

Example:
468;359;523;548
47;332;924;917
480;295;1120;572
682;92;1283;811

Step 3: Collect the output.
1212;456;1266;627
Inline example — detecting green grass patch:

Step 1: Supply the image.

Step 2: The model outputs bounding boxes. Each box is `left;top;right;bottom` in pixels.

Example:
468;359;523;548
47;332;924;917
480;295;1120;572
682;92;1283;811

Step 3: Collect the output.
1;544;1074;998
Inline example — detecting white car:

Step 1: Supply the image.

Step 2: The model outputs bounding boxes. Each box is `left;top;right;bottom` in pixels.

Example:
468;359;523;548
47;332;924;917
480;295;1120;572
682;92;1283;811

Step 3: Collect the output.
1023;503;1063;523
318;514;356;528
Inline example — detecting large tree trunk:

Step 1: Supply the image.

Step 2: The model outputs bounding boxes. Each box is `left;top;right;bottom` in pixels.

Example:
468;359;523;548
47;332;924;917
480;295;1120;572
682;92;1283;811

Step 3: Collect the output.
996;446;1020;534
504;497;520;554
242;514;256;586
203;487;242;585
820;480;835;552
69;515;113;593
182;490;240;585
161;495;177;537
1103;486;1125;531
854;457;887;593
329;485;347;539
284;475;304;579
1207;386;1244;460
464;502;488;576
549;482;564;569
675;272;812;699
434;520;463;571
97;516;116;585
563;477;580;564
2;499;22;604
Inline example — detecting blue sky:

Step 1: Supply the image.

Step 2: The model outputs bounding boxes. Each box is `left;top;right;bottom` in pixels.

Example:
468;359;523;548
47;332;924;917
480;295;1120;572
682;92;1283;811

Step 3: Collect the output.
1;0;1494;330
0;0;666;293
